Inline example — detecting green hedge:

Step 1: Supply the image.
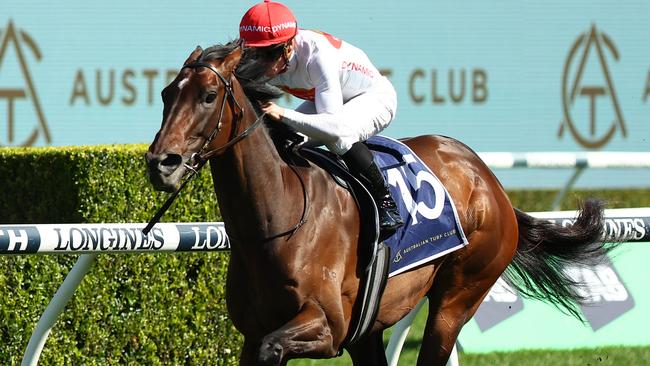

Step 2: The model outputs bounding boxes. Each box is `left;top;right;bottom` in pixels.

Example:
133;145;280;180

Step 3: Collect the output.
508;188;650;212
1;145;649;365
0;145;239;366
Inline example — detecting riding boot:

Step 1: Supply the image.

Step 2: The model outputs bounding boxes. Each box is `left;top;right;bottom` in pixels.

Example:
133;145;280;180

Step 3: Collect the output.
342;142;404;233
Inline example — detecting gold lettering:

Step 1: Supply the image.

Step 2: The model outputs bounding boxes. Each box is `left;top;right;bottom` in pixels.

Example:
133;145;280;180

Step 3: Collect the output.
431;70;444;104
122;69;136;105
142;69;159;105
409;69;425;104
379;68;393;79
96;69;115;106
69;70;90;106
166;70;178;87
449;69;466;104
473;69;488;103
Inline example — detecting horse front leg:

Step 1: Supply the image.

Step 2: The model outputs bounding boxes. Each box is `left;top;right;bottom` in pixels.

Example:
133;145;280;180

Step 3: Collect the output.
253;299;340;366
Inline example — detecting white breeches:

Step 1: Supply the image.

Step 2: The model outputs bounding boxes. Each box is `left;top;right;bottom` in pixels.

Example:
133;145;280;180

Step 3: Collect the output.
283;81;397;155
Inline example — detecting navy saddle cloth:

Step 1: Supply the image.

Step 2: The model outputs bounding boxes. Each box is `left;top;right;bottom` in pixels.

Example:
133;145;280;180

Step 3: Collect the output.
300;135;468;277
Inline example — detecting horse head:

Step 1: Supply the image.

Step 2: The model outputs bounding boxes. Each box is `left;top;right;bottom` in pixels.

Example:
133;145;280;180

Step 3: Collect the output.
146;44;243;192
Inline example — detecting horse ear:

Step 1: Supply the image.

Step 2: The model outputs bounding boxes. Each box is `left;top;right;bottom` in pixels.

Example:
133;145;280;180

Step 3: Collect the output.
222;47;243;73
184;46;203;65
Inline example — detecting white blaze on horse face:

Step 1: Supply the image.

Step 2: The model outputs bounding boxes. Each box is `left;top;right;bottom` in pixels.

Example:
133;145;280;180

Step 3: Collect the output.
178;77;189;90
165;77;190;124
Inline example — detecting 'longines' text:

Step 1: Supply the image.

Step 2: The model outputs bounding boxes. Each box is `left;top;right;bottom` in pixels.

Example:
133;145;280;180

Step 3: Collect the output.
54;227;164;251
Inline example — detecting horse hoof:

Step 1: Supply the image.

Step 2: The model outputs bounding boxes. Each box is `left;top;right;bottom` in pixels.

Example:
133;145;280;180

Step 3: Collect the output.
258;341;283;365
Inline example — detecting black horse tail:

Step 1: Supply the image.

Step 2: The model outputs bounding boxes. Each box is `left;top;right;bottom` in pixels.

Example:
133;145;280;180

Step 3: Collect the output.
503;199;612;320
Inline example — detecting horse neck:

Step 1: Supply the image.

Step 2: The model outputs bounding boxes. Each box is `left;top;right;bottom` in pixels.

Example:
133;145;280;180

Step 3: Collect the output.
209;88;298;242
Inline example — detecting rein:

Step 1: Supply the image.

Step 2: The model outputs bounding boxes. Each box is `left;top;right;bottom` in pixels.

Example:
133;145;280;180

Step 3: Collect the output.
143;61;309;240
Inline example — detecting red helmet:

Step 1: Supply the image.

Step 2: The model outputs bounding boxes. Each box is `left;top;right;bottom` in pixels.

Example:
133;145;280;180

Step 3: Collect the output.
239;0;298;47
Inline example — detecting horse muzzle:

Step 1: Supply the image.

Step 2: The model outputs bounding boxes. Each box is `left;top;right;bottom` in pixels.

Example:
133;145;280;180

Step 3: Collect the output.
145;151;187;192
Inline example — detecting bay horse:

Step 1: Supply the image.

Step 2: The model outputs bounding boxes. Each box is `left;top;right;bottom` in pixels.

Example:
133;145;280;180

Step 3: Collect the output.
145;41;609;366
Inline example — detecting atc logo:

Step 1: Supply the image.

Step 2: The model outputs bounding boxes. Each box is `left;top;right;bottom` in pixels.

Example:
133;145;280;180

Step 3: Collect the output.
558;25;625;149
0;20;50;146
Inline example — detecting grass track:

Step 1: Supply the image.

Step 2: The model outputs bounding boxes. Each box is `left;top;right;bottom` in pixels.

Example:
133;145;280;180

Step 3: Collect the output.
290;346;650;365
460;347;650;366
290;305;650;365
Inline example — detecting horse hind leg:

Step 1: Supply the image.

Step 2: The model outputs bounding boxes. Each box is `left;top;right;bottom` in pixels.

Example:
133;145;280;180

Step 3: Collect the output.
417;231;516;365
416;294;472;365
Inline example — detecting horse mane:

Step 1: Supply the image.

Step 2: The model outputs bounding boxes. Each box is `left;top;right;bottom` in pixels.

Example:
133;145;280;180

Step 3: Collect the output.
199;40;302;153
199;40;284;103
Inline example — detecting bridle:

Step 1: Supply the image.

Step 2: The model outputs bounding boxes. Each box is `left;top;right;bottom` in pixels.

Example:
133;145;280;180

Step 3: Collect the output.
180;61;264;171
143;59;308;239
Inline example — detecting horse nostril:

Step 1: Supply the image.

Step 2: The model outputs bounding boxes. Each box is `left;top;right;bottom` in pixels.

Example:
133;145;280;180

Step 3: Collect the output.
161;154;183;169
147;153;183;175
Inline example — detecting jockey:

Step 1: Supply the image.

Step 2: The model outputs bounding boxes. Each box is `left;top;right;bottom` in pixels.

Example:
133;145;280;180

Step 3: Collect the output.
239;0;404;233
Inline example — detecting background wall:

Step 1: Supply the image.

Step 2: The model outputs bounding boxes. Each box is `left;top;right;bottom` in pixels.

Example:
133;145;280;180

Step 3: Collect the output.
2;1;649;187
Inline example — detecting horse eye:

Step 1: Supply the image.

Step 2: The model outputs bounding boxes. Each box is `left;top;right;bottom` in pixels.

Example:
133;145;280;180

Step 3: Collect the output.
204;92;217;104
